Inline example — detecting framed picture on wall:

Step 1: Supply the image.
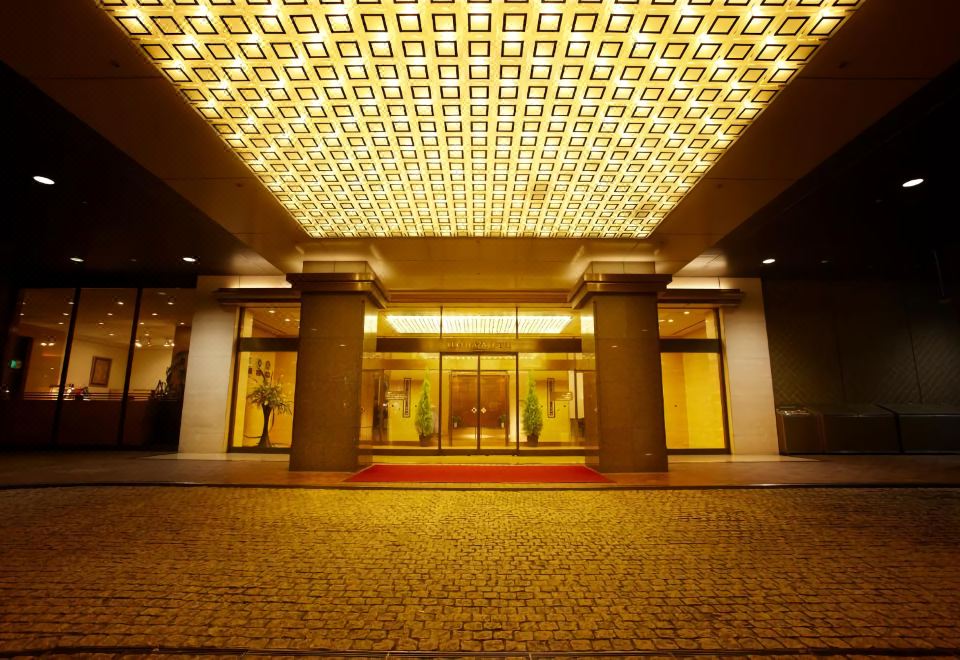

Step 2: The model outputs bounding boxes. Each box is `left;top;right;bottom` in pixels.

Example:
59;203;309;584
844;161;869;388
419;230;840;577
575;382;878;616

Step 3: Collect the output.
89;356;112;387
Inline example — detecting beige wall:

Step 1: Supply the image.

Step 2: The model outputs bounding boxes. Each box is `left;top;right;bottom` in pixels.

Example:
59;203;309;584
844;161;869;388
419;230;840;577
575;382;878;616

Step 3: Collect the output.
128;347;173;392
179;276;238;454
65;338;128;394
718;277;778;454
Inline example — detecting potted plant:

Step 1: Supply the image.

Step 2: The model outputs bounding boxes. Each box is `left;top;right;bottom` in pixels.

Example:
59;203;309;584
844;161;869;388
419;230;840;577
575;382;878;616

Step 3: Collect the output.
522;377;543;445
451;415;462;429
247;378;292;449
498;413;507;429
414;377;434;445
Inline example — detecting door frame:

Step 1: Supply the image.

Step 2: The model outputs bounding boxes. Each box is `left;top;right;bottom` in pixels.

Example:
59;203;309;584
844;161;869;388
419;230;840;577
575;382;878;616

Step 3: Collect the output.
438;352;519;454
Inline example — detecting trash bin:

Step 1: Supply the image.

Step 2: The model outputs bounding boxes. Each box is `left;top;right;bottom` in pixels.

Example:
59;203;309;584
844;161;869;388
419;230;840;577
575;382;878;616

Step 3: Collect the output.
776;406;823;454
808;404;900;453
879;403;960;453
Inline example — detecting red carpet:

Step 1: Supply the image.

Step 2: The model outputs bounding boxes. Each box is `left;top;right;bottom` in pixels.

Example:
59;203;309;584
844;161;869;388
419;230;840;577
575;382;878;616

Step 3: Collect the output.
345;464;611;484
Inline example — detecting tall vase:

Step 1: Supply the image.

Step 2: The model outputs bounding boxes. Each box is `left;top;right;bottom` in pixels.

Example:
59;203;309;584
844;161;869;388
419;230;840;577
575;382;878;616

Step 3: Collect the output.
258;404;273;448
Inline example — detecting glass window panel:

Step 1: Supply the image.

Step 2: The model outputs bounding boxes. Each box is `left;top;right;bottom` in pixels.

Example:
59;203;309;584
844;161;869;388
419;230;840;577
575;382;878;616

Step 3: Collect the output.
59;288;137;446
661;352;727;450
240;306;301;338
367;353;440;448
0;289;75;446
231;351;298;449
518;353;586;448
658;308;718;338
2;288;74;399
123;288;196;447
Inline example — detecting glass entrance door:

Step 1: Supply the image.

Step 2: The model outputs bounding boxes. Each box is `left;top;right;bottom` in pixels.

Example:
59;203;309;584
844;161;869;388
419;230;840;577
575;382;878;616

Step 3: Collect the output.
442;353;517;452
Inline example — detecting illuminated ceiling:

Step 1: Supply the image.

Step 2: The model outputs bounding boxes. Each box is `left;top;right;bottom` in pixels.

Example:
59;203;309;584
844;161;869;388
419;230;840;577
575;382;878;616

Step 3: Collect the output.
99;0;860;239
385;313;572;334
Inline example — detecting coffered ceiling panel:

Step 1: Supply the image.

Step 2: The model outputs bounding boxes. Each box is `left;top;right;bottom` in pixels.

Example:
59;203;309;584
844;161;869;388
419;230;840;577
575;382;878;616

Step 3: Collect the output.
98;0;859;239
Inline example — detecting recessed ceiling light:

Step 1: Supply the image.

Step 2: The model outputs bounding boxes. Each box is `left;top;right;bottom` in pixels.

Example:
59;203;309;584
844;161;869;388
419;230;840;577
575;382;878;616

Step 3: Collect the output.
902;178;924;188
683;311;691;315
762;258;776;264
33;175;55;185
182;256;197;263
69;257;84;263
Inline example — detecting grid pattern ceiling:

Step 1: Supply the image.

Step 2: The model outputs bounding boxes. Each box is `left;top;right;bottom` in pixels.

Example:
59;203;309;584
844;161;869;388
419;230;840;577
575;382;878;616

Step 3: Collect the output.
99;0;860;239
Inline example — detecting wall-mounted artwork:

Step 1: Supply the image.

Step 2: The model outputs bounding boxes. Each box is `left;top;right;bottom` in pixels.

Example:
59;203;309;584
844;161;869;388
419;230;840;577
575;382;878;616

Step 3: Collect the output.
89;356;112;387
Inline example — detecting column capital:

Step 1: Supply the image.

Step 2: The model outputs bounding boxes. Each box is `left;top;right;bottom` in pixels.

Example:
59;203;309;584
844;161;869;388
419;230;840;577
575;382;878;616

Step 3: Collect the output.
568;273;672;309
287;272;388;309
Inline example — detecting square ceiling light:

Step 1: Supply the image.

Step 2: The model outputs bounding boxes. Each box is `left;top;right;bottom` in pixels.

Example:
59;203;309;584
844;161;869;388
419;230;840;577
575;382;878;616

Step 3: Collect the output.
99;0;860;239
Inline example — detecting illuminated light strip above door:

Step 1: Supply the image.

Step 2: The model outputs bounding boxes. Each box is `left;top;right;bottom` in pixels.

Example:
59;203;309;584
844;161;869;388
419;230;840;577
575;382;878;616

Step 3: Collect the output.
385;314;572;335
98;0;860;239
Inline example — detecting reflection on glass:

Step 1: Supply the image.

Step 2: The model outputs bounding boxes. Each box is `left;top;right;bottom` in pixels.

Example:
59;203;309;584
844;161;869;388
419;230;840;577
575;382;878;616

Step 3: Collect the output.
365;353;440;448
661;352;726;450
0;289;75;446
518;353;593;448
123;289;195;447
1;289;75;400
58;288;137;446
658;308;718;338
241;306;300;338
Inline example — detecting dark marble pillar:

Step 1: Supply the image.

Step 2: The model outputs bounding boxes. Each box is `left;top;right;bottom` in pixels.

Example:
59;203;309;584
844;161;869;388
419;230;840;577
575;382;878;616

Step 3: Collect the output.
287;271;385;471
573;274;671;472
288;292;369;471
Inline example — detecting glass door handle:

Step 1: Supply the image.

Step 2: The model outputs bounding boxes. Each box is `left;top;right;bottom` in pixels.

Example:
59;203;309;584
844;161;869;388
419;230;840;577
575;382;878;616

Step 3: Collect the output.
471;407;477;413
480;407;487;413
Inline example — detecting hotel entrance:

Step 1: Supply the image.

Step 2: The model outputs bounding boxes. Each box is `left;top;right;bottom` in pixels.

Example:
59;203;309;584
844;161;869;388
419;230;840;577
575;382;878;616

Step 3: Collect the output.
442;354;517;451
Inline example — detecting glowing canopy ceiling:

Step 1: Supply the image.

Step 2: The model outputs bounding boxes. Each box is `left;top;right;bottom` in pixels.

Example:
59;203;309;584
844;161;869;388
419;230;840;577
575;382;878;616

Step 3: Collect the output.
99;0;860;239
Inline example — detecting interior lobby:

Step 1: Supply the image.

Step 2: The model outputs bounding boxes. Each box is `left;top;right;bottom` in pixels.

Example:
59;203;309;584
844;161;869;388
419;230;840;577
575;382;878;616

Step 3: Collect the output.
1;0;959;473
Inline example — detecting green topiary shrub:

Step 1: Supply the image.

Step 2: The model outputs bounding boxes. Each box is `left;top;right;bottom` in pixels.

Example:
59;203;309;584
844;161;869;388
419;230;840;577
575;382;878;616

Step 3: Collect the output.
522;376;543;443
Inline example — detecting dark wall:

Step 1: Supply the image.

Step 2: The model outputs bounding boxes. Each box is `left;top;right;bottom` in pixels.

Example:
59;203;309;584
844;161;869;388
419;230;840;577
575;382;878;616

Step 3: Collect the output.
764;280;960;406
0;280;15;360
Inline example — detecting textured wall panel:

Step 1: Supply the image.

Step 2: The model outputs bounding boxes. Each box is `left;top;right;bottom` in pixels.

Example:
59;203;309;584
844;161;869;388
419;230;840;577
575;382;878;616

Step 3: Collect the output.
765;279;960;408
763;281;844;406
832;281;921;404
903;283;960;404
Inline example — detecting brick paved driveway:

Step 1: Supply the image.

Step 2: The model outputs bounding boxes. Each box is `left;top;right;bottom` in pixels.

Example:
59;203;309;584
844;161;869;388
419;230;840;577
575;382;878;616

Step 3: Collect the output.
0;486;958;656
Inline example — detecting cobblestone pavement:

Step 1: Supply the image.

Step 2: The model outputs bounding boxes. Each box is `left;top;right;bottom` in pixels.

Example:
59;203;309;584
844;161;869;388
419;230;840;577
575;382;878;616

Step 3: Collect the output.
0;487;958;657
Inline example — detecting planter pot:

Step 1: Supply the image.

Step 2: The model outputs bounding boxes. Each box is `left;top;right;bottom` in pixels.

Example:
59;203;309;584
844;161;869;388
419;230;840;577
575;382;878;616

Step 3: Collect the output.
419;434;432;446
257;405;273;449
526;434;539;446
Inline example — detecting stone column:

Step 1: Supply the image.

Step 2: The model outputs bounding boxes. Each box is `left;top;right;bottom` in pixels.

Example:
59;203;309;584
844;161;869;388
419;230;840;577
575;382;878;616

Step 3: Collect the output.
572;273;672;472
287;273;385;471
178;276;239;454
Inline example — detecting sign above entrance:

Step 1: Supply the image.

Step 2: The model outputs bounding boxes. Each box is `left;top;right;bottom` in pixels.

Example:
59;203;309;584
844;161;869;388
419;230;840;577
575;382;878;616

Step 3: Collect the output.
376;337;582;354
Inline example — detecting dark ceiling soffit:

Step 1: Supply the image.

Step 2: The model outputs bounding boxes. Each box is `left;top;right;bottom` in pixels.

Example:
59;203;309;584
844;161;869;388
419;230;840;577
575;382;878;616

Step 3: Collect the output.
659;289;744;306
389;290;570;304
286;272;389;309
215;279;741;310
568;274;673;308
215;288;301;305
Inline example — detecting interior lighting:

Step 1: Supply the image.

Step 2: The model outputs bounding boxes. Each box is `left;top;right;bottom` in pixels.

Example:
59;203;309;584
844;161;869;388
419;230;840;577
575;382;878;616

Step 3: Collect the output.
762;258;776;264
69;257;84;263
182;256;197;263
385;314;572;335
902;178;924;188
33;175;55;185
